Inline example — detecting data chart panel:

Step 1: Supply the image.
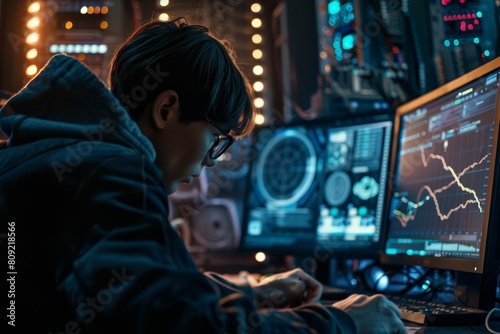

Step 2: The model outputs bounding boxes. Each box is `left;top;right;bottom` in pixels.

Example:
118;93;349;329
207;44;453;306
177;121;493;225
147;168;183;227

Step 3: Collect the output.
317;121;392;251
385;67;500;261
240;113;394;256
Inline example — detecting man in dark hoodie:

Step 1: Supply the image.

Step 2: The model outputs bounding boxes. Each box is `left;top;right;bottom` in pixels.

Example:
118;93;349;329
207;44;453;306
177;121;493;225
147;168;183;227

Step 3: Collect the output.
0;18;406;333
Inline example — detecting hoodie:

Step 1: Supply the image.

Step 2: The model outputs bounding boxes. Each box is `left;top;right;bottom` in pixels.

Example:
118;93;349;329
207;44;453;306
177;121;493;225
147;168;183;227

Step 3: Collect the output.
0;55;356;333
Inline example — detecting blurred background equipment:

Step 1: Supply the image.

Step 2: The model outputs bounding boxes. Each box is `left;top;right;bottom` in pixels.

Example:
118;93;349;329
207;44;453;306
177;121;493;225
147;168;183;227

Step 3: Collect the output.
0;0;274;126
1;0;499;317
169;138;275;273
275;0;499;121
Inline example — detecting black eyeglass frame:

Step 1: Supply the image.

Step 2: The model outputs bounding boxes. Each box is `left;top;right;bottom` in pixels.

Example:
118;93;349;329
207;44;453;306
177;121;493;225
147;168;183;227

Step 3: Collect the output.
204;116;235;159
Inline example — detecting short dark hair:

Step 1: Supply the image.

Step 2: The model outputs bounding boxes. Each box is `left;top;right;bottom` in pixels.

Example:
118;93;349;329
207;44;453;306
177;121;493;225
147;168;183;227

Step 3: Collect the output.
108;17;255;137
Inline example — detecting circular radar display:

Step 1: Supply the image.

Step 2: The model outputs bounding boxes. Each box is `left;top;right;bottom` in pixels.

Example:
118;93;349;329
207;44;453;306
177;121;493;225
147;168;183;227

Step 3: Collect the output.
324;171;351;206
256;130;317;207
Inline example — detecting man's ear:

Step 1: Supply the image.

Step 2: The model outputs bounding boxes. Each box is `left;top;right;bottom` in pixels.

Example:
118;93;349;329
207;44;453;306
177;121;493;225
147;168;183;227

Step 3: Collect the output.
150;90;180;129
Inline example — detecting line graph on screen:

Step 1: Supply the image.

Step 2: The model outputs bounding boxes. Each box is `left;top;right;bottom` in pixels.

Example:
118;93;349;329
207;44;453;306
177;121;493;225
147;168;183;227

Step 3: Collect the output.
392;147;490;228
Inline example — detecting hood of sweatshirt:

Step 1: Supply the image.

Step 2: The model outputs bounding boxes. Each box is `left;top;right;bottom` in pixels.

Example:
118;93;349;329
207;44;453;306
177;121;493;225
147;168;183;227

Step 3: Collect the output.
0;54;155;163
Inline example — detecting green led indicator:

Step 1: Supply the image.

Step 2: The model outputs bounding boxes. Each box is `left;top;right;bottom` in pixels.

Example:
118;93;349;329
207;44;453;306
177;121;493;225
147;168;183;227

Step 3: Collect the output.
455;98;462;105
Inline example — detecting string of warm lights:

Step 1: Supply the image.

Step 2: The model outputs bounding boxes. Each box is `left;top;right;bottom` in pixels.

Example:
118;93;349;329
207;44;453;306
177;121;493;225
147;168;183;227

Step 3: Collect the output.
80;6;109;15
158;0;170;21
24;1;111;78
23;0;266;120
250;3;268;263
25;1;42;77
79;6;109;30
250;3;265;125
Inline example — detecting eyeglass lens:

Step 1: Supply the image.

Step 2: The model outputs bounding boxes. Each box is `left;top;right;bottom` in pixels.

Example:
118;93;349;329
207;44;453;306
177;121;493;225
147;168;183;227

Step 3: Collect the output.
211;136;230;159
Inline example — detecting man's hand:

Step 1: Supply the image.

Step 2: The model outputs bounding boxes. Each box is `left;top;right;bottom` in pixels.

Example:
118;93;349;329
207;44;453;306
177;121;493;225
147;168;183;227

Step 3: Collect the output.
252;268;323;308
333;294;407;334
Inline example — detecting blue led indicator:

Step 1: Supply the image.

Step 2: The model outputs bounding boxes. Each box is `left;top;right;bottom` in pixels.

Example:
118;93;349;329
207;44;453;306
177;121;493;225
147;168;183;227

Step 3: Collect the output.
476;11;483;18
453;39;459;46
342;33;356;50
444;40;450;47
473;37;480;44
328;1;341;15
484;50;490;57
386;248;397;255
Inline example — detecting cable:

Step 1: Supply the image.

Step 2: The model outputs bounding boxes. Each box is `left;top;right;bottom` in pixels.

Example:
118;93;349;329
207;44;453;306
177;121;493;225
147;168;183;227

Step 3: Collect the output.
390;266;433;296
485;308;500;334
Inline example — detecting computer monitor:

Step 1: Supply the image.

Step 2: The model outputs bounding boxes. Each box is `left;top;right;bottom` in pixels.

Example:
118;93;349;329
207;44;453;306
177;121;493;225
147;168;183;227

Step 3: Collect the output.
381;58;500;310
239;112;394;257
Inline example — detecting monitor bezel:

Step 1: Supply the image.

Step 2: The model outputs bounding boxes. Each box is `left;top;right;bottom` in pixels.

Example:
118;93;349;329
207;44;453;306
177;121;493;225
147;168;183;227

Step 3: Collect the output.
381;57;500;274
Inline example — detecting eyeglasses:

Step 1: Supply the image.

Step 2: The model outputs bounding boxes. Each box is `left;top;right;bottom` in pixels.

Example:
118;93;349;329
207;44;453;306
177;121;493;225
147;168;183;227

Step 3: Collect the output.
204;116;235;160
